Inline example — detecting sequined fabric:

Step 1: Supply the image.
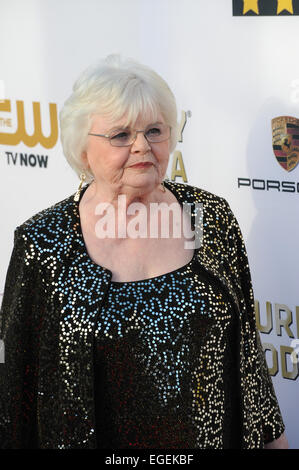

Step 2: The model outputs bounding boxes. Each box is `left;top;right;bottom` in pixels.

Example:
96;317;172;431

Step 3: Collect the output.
0;181;285;448
94;256;241;448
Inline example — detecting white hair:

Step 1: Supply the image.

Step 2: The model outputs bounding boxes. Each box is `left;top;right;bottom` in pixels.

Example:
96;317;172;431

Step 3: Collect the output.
59;54;178;182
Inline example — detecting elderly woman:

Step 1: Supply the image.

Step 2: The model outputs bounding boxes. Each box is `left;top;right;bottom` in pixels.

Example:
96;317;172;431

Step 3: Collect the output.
0;55;288;449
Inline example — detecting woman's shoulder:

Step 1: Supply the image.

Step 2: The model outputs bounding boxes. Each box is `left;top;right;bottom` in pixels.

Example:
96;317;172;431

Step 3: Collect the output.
165;180;231;212
14;191;77;240
165;181;238;238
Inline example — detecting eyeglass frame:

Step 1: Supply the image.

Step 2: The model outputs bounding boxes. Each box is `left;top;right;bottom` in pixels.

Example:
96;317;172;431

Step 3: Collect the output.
87;124;171;147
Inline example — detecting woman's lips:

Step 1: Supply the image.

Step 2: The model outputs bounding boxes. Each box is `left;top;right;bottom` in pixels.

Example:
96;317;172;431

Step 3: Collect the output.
129;162;153;169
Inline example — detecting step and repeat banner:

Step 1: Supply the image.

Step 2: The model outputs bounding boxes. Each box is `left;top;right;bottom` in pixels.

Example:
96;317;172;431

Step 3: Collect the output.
0;0;298;448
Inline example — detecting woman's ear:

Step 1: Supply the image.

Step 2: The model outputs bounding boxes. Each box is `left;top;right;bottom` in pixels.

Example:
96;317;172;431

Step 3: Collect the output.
81;150;89;169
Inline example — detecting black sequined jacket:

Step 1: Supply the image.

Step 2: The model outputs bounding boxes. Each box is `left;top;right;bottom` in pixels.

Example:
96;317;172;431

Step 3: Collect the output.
0;181;285;449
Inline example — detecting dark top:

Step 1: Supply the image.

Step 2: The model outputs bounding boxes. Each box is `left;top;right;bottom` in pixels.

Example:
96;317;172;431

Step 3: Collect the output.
93;252;241;449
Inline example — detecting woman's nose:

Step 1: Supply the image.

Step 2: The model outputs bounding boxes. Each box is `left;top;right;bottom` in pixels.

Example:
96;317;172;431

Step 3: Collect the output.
131;131;151;152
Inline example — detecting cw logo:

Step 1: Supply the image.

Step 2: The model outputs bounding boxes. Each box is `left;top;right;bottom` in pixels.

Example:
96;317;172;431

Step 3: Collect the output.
0;100;58;149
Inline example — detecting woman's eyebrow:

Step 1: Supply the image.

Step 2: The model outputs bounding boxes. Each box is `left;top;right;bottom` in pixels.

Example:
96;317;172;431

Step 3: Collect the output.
142;121;164;129
107;121;164;133
107;125;131;133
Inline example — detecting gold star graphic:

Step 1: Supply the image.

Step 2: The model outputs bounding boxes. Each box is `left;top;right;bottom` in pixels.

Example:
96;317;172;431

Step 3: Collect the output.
243;0;259;15
277;0;294;14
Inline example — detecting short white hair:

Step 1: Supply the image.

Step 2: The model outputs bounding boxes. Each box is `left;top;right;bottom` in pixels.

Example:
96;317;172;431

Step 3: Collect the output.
59;54;178;182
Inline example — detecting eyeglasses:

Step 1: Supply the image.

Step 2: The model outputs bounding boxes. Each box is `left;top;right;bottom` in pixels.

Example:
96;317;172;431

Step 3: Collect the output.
88;123;171;147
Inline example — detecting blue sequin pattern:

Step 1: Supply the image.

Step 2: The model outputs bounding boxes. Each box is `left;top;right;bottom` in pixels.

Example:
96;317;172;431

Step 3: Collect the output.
95;259;205;400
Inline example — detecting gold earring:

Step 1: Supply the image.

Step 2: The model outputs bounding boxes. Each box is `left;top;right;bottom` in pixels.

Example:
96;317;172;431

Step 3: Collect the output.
74;173;86;201
160;180;166;193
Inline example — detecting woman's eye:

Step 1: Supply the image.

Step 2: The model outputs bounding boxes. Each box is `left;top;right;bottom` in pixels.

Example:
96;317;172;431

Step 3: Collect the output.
111;131;130;140
146;127;161;136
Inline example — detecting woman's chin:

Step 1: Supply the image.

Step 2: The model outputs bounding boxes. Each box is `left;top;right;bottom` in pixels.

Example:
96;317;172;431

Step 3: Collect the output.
125;173;159;191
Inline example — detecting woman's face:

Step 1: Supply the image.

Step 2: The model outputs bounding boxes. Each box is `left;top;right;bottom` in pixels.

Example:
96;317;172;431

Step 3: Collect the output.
82;111;170;194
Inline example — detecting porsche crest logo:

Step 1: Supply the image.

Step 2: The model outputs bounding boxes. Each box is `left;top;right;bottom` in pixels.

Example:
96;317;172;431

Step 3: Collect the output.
272;116;299;172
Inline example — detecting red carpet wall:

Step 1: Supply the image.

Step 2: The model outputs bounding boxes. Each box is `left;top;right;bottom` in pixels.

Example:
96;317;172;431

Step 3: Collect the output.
0;0;298;448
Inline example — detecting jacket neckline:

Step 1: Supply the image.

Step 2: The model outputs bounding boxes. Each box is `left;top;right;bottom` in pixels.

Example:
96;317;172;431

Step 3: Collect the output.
69;180;240;312
71;179;198;279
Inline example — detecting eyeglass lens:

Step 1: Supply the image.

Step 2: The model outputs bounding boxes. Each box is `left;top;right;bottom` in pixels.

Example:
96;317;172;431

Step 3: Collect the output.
109;124;170;146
